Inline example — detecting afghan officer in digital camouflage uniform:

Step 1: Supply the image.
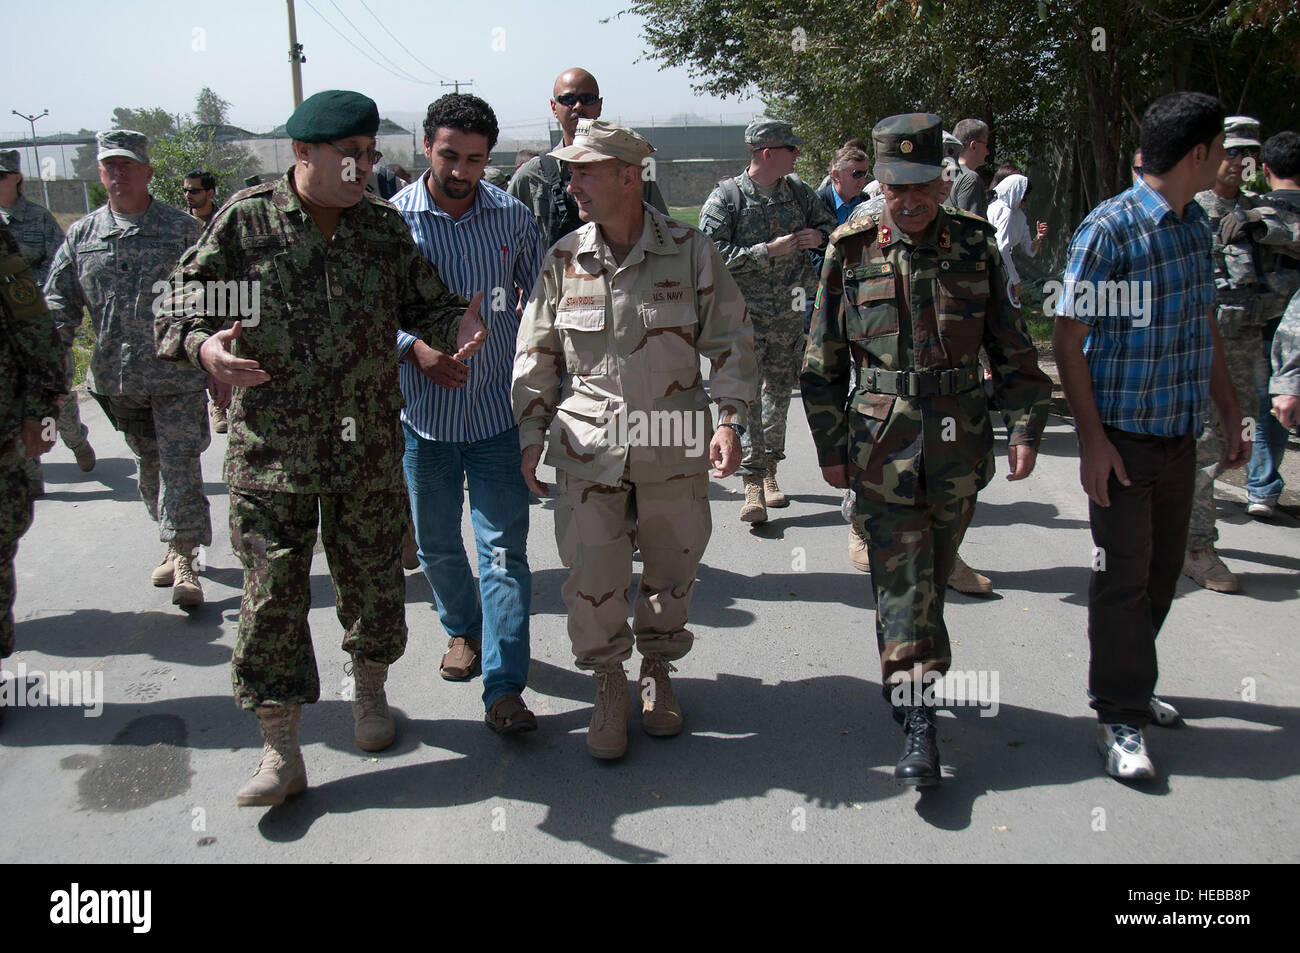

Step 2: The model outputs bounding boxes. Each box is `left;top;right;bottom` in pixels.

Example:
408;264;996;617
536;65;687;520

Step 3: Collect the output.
700;119;836;524
44;131;209;607
1185;116;1300;593
0;150;96;490
513;119;756;760
802;114;1051;787
155;91;486;806
1;221;67;681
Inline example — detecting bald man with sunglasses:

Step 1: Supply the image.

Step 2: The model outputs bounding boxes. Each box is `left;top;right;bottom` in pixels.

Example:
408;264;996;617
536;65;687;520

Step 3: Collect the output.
508;67;667;251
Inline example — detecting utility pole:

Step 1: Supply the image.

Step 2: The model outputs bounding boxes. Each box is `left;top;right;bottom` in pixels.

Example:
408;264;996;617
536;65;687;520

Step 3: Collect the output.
440;80;473;94
11;108;50;208
287;0;305;108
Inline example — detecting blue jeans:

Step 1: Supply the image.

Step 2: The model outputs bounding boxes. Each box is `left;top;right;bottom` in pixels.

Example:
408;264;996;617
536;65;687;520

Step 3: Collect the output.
403;423;531;708
1246;370;1288;505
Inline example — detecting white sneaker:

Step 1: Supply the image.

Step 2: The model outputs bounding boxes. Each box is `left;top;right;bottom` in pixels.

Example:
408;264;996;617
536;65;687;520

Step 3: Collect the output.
1098;723;1155;780
1246;501;1276;520
1148;696;1182;727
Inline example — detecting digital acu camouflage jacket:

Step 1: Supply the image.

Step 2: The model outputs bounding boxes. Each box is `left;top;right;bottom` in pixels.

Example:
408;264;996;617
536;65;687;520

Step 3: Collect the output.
154;171;466;495
0;222;66;451
44;198;204;395
0;195;64;285
801;203;1051;506
1194;189;1300;326
512;203;757;487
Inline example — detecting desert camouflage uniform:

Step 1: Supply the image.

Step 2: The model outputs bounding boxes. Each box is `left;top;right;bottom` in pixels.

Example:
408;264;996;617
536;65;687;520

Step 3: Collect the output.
43;199;209;542
2;196;91;479
801;203;1050;688
1188;189;1300;548
512;203;756;671
700;172;836;475
155;171;465;709
0;222;67;656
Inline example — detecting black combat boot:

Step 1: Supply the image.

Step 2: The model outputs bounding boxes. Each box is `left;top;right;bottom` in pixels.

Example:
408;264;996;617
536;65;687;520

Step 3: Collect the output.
894;705;940;787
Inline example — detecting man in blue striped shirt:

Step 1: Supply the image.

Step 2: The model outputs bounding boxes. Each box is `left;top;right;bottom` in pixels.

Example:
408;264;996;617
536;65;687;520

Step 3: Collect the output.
1054;91;1247;782
393;94;545;734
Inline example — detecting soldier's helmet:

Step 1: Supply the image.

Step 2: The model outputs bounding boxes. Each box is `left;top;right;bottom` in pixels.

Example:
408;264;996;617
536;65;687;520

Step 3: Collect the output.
872;114;944;185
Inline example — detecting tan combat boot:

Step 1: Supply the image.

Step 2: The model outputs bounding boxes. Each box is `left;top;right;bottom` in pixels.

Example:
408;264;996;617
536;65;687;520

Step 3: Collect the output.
348;654;396;751
588;668;630;759
639;654;683;737
210;401;228;434
848;523;872;573
72;440;96;472
151;545;177;587
948;552;994;595
236;704;307;806
762;464;788;508
1183;547;1238;593
171;542;204;607
740;474;767;523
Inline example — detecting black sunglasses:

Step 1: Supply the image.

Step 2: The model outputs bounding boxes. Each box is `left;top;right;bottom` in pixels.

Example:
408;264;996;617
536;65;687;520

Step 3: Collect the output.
1226;147;1259;159
849;169;868;179
181;187;210;194
554;92;599;107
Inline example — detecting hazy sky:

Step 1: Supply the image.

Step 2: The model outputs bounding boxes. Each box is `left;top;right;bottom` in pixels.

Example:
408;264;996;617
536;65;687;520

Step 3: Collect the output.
4;0;761;145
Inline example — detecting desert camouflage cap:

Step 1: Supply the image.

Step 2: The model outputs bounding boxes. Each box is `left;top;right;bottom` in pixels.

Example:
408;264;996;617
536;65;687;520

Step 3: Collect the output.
0;150;19;174
98;129;149;164
744;118;804;148
548;119;655;165
872;113;944;185
1223;115;1261;150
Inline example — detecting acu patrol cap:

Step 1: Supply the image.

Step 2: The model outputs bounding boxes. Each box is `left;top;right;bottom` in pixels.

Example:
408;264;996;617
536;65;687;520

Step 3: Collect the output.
942;131;961;160
97;130;149;163
744;118;804;148
872;113;944;185
0;150;20;174
548;119;655;165
1223;115;1261;150
285;90;381;143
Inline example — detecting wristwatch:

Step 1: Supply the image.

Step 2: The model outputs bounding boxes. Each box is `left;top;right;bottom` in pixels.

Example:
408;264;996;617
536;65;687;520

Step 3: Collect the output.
718;422;746;436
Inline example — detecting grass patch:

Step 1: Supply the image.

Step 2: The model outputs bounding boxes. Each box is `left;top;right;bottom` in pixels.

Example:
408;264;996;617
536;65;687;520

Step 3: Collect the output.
668;205;702;227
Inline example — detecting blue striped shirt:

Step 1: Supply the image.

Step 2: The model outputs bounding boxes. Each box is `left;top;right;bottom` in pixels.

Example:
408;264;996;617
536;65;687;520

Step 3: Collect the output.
1058;178;1215;438
392;173;543;442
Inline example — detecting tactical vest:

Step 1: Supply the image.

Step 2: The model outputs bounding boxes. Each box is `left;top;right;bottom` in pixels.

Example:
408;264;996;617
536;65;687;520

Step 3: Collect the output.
539;155;585;245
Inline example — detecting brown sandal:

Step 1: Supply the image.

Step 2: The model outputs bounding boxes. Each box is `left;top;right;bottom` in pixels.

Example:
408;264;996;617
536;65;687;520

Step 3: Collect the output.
485;694;537;735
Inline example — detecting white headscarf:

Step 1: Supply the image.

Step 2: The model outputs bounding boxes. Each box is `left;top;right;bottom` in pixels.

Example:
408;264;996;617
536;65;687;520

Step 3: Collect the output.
993;173;1030;209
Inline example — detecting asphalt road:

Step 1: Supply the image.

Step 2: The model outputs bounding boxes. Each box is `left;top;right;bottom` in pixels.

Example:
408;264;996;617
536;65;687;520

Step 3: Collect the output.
2;392;1297;863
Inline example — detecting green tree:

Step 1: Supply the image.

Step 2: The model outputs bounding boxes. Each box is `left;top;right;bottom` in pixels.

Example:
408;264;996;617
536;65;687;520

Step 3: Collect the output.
148;121;257;209
194;87;232;126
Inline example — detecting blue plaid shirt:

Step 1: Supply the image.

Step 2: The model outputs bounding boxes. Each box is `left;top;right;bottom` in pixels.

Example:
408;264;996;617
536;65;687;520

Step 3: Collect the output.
393;173;543;442
1057;178;1215;438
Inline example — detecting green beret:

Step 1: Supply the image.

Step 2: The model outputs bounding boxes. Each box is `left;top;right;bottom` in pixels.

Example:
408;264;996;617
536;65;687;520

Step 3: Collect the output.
285;90;380;143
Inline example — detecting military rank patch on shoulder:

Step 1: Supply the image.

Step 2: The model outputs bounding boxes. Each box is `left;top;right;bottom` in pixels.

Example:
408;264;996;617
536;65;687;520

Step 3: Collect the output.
878;225;891;246
938;229;951;251
6;276;38;305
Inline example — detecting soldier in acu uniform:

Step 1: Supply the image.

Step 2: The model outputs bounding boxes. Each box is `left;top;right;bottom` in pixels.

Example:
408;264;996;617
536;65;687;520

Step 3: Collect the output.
0;221;67;678
1185;116;1300;592
802;114;1051;787
0;150;96;487
44;131;209;607
700;119;836;523
513;120;756;760
155;91;486;806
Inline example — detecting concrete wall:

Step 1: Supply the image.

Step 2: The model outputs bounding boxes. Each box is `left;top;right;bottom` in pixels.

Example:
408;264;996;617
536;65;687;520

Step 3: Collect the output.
18;179;97;216
655;158;745;209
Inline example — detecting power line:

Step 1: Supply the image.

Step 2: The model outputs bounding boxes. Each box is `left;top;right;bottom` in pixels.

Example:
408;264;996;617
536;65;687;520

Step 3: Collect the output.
357;0;452;82
326;0;430;83
300;0;435;85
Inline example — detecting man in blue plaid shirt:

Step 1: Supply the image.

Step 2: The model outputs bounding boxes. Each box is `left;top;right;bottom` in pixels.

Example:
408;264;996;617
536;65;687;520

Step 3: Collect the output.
1053;91;1248;781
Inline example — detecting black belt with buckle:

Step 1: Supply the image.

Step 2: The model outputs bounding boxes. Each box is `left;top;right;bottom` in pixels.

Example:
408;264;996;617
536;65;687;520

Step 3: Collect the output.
861;366;982;397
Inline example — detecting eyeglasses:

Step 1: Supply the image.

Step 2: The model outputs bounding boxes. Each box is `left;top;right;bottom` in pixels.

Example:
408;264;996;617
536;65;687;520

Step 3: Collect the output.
322;141;383;164
181;187;210;194
554;92;600;107
1226;147;1259;159
769;144;799;153
849;169;868;179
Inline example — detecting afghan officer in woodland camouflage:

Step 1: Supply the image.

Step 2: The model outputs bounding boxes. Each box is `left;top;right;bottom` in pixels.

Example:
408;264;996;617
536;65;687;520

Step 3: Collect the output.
801;114;1051;788
513;120;756;761
0;221;67;668
155;90;486;807
1185;115;1300;593
0;151;97;486
700;119;836;523
43;131;208;606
